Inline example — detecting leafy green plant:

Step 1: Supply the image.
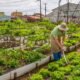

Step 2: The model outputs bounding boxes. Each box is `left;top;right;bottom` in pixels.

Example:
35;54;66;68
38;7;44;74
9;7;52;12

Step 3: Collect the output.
50;71;64;80
23;51;45;63
72;70;80;76
70;59;80;66
48;63;59;71
0;58;5;66
0;67;4;75
65;76;74;80
71;76;80;80
6;59;19;68
39;69;50;78
58;65;72;75
30;74;43;80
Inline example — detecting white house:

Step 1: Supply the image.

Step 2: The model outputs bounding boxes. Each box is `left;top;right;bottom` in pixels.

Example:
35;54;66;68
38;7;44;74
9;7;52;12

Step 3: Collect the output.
47;3;80;23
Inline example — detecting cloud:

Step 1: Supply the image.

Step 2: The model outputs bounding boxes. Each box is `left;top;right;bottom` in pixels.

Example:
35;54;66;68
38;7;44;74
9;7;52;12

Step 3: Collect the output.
0;0;79;15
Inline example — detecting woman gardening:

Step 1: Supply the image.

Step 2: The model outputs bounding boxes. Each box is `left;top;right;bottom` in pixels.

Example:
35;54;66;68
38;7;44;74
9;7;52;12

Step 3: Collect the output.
50;22;68;61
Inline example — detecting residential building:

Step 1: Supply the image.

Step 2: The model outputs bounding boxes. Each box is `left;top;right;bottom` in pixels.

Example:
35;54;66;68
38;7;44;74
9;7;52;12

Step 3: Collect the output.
0;16;11;21
11;11;23;18
21;15;40;22
0;12;5;16
33;13;44;18
47;3;80;23
27;15;40;22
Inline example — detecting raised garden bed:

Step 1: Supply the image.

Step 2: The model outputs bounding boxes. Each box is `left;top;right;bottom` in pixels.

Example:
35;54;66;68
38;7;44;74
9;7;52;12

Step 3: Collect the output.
0;49;45;76
30;52;80;80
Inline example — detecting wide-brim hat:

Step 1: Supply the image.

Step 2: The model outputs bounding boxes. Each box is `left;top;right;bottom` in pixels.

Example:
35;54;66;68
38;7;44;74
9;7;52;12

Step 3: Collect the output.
58;22;69;31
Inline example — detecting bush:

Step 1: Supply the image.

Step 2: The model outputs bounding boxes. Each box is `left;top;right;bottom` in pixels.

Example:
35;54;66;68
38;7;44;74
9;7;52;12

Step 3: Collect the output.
30;74;43;80
39;69;50;78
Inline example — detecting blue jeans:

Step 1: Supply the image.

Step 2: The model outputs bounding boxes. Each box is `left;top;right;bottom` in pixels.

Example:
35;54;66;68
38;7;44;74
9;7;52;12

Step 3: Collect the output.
53;51;62;61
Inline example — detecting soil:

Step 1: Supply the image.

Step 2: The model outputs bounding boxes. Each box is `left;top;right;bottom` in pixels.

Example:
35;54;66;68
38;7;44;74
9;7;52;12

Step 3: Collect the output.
77;48;80;52
0;41;20;48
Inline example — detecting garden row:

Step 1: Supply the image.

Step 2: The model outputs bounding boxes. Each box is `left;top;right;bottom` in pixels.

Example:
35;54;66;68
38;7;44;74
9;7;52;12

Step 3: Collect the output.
0;19;54;48
0;40;80;76
30;52;80;80
0;49;46;75
0;19;80;49
0;20;80;75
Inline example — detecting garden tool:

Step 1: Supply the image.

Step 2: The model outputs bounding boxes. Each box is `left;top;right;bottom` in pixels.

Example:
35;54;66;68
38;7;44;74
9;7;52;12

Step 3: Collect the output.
62;51;68;65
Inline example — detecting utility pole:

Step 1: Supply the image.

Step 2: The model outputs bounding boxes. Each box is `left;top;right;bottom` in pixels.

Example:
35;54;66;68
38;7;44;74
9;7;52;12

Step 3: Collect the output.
67;0;69;23
44;3;47;17
57;0;61;22
40;0;42;21
37;0;42;21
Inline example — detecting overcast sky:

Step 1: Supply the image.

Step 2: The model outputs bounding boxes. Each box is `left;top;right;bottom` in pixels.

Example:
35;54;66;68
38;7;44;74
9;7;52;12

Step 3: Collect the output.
0;0;79;15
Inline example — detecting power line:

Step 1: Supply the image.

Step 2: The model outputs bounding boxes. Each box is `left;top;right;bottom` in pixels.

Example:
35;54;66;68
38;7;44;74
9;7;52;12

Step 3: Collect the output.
0;0;29;4
0;0;34;6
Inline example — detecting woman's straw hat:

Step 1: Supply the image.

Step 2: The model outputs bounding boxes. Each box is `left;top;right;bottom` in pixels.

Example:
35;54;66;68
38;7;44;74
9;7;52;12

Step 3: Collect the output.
58;22;68;31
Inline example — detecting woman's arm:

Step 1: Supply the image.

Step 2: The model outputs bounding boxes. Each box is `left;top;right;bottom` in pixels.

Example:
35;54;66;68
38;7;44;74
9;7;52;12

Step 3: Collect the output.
53;37;63;50
61;36;65;46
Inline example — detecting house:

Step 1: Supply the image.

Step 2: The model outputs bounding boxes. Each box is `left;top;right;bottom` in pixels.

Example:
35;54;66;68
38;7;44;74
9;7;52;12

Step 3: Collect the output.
0;12;5;16
47;3;80;23
11;11;23;18
21;15;28;21
27;15;40;22
0;16;11;21
0;12;11;21
21;15;40;22
33;13;44;18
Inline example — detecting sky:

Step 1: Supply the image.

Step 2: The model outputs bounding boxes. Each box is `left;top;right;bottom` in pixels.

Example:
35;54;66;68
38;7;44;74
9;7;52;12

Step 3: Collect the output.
0;0;79;15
